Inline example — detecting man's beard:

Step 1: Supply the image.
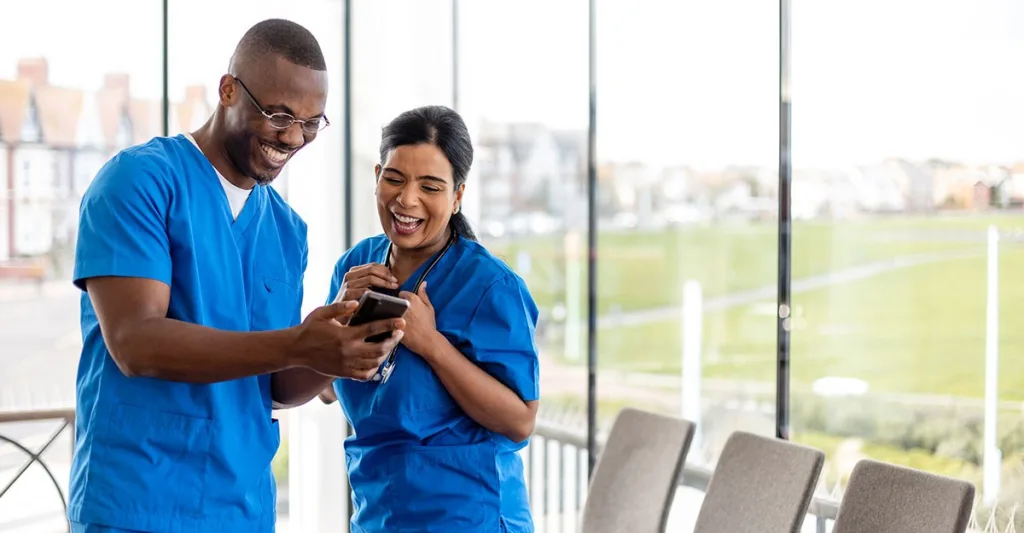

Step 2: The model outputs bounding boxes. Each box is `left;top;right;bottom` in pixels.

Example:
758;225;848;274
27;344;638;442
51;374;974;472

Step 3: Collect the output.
252;172;275;186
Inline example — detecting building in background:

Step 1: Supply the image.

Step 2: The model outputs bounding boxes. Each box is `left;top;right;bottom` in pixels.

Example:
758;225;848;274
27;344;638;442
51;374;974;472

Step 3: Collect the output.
0;58;203;271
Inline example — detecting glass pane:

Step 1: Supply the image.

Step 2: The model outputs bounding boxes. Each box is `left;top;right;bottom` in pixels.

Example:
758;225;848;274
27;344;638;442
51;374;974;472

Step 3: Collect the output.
168;2;346;524
593;0;781;527
791;0;1024;528
458;1;590;530
350;0;453;241
0;1;161;530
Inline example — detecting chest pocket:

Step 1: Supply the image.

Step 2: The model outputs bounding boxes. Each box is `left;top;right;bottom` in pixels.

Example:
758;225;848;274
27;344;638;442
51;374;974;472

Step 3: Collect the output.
251;275;300;332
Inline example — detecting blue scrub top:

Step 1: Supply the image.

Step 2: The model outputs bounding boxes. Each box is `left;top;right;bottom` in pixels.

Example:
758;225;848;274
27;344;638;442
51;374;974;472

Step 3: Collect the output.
328;234;540;533
69;135;307;533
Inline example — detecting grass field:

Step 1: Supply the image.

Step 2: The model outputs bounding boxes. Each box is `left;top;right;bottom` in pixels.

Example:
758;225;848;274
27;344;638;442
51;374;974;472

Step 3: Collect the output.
490;213;1024;400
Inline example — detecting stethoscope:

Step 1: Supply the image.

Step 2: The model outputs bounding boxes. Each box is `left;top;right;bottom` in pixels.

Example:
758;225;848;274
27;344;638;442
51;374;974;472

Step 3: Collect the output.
371;230;458;383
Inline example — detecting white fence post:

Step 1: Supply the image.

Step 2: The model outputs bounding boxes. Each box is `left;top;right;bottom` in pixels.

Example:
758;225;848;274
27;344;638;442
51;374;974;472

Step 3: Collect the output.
288;402;349;532
983;225;1001;506
682;280;703;450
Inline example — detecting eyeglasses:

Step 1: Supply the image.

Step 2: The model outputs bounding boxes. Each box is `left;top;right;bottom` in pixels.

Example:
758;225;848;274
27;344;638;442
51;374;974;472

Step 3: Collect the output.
233;76;330;135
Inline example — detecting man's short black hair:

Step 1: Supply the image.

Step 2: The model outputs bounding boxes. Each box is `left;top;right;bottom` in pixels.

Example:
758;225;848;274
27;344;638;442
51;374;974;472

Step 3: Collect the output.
233;18;327;71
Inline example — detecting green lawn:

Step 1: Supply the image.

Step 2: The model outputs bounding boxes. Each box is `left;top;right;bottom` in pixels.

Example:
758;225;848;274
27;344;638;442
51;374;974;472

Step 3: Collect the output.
791;431;978;486
559;249;1024;400
489;213;1024;400
493;214;1024;315
512;213;1024;520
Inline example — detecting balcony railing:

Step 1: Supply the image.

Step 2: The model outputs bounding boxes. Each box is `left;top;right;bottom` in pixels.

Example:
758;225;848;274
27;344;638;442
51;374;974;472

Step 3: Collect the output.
527;419;837;532
2;406;1019;533
0;408;74;533
525;420;1024;533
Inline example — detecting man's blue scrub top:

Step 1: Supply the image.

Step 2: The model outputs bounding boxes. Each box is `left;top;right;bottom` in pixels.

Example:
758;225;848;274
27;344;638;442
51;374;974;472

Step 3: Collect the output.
328;234;541;533
69;135;307;533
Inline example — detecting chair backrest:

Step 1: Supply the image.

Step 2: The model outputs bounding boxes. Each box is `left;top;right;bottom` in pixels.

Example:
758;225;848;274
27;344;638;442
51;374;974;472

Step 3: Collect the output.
832;459;975;533
580;408;696;533
693;431;824;533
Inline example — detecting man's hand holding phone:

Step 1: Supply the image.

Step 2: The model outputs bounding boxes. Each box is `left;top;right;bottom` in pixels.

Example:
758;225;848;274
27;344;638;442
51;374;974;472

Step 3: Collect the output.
289;300;406;382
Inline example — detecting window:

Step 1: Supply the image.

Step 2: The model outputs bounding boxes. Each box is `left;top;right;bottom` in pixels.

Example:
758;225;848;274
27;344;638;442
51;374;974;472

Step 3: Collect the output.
349;0;454;242
0;1;161;529
19;98;41;143
791;0;1024;527
593;1;781;527
458;1;590;528
4;2;1021;531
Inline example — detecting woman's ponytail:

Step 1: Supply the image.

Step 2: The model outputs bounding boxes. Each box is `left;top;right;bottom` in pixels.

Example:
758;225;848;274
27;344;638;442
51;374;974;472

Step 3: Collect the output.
450;211;477;241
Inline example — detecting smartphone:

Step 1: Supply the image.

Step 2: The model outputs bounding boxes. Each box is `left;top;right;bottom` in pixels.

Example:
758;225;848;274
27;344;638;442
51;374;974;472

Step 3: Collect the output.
347;291;410;343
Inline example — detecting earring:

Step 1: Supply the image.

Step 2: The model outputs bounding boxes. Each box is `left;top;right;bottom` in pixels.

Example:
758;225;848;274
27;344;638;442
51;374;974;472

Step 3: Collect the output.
454;206;460;214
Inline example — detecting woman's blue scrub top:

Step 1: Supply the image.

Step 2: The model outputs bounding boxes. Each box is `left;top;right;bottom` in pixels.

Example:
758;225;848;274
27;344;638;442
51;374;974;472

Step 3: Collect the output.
328;235;540;533
69;135;307;532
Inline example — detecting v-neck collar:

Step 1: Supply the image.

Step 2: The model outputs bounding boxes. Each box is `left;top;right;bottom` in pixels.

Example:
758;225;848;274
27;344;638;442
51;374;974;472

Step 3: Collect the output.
230;185;262;239
179;134;263;241
383;233;458;293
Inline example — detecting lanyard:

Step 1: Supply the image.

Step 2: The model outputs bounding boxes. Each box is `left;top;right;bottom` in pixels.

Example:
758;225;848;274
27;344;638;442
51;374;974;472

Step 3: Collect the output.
371;231;458;383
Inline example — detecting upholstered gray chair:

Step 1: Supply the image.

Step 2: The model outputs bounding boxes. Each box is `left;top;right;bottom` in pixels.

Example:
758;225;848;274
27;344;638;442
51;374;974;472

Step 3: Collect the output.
580;408;696;533
831;459;975;533
692;431;825;533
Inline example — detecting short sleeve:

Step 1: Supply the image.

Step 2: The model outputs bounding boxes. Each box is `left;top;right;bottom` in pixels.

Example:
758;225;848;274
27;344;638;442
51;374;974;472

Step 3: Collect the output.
462;274;540;402
73;154;172;291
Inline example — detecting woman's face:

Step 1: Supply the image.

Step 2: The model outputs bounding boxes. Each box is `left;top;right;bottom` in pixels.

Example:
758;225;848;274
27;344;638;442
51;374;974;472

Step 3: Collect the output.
375;143;464;252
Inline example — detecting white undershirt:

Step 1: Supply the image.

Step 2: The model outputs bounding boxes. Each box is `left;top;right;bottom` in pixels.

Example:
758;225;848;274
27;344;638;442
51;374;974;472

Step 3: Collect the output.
184;133;252;220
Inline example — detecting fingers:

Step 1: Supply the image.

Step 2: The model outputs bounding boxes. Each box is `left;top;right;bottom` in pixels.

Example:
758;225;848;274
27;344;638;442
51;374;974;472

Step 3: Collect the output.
341;287;369;303
344;264;399;290
335;301;359;319
313;301;358;320
352;317;406;341
418;282;432;308
348;331;401;381
378;329;405;354
353;370;377;382
346;275;398;291
400;286;431;309
344;330;405;382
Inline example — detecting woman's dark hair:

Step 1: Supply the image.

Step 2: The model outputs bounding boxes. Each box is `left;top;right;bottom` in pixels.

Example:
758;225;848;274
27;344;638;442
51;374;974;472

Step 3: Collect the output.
378;105;477;241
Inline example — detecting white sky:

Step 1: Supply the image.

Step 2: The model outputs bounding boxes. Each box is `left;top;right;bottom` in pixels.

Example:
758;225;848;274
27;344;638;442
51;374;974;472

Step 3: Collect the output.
1;0;1021;169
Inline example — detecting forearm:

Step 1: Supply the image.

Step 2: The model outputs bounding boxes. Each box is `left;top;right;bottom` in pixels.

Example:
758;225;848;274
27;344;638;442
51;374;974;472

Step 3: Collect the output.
421;333;537;442
271;368;335;409
109;316;299;383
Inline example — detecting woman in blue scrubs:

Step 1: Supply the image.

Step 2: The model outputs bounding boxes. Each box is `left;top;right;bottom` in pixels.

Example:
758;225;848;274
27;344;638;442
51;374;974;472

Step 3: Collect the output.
322;105;540;532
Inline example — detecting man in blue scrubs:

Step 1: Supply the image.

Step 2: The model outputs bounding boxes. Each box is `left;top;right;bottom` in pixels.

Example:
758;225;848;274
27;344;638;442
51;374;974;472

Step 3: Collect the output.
68;19;404;533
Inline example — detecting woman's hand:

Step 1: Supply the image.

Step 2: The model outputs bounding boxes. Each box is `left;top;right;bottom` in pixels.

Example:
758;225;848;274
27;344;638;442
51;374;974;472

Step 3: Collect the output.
399;282;442;356
336;263;399;309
